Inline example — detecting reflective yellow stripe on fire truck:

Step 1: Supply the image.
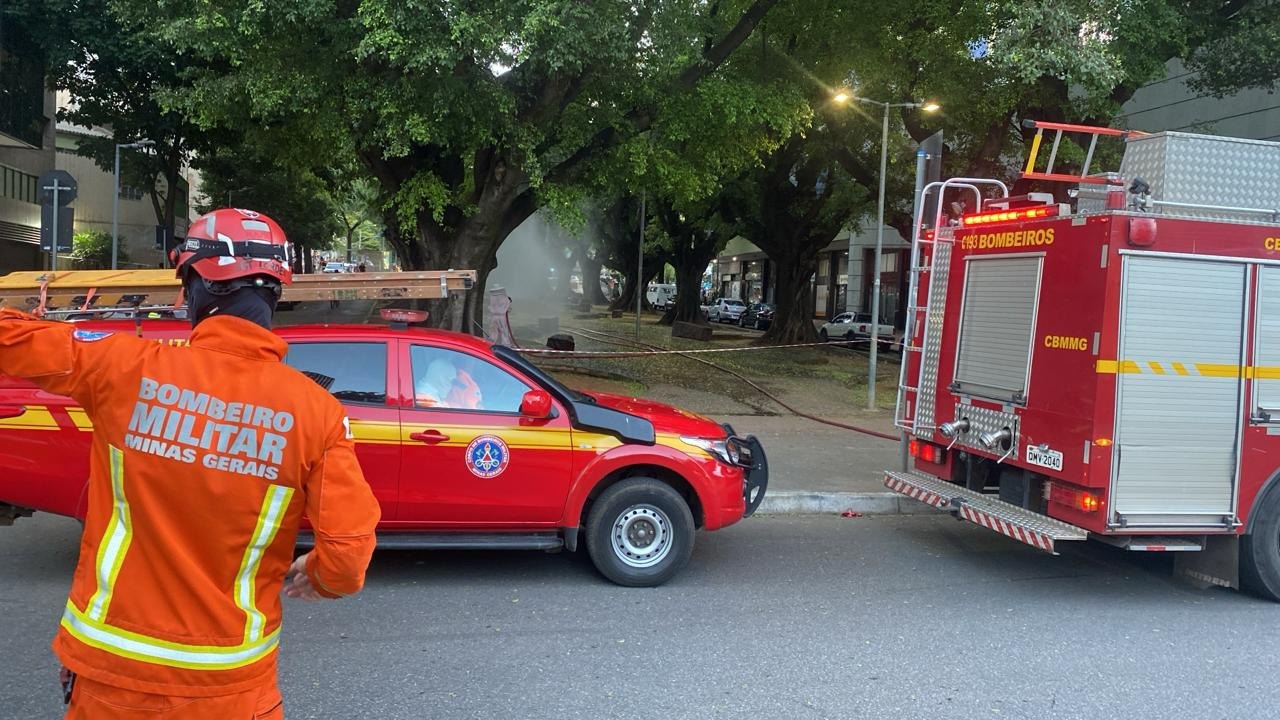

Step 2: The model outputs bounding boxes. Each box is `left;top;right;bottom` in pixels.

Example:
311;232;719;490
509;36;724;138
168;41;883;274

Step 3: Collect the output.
84;445;132;622
1096;360;1265;378
60;601;280;670
234;484;294;644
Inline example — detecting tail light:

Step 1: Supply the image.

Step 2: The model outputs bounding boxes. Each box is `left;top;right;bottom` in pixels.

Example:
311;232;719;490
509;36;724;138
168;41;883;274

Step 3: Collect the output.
1049;483;1101;513
908;439;945;464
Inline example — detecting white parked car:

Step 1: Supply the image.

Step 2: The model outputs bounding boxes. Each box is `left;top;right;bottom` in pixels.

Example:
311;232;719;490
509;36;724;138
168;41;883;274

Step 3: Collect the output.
707;298;747;323
819;312;894;344
646;283;677;309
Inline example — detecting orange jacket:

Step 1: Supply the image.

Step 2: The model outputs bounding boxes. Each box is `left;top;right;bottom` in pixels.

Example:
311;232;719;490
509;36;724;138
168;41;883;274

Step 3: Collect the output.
0;310;380;697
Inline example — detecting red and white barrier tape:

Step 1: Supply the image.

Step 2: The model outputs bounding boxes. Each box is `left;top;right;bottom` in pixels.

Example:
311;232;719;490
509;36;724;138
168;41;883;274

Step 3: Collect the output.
518;337;897;358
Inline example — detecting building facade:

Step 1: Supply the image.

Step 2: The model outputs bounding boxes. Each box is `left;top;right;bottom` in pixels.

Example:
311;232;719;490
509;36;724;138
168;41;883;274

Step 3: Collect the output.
0;36;56;273
1119;59;1278;141
56;122;191;269
711;223;909;321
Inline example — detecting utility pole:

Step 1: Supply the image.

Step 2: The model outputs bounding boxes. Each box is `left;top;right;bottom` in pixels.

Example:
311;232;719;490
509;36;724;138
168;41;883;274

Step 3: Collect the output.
636;190;646;340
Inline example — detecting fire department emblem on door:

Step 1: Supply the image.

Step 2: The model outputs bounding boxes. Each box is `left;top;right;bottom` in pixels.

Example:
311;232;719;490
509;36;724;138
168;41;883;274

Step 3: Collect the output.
466;435;510;478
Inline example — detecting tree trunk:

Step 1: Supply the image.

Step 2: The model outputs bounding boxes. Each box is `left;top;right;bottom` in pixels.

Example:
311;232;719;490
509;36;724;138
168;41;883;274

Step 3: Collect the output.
580;250;607;305
370;149;534;333
610;250;662;312
670;254;709;325
761;246;819;344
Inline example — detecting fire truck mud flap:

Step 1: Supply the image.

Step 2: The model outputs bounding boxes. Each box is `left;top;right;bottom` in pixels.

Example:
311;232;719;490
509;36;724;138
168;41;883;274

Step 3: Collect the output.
885;470;1087;554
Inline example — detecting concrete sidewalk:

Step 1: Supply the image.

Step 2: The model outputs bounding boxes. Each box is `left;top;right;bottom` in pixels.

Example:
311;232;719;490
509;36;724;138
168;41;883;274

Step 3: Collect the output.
716;413;934;516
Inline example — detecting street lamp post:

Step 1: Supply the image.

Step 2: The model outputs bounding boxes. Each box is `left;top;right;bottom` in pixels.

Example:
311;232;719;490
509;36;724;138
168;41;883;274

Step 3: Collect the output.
833;93;938;410
112;139;155;270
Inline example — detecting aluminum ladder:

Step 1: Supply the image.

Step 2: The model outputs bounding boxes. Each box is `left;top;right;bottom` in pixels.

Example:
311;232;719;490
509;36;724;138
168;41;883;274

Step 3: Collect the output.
1021;119;1144;186
894;178;1009;437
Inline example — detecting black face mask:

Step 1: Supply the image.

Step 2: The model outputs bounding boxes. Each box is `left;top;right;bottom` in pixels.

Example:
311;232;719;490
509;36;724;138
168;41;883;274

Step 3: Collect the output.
185;279;277;330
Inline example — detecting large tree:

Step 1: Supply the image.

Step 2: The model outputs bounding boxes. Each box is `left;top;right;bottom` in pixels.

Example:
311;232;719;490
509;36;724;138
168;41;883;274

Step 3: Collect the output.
56;0;211;248
195;137;342;267
713;0;1268;344
651;201;727;325
130;0;781;331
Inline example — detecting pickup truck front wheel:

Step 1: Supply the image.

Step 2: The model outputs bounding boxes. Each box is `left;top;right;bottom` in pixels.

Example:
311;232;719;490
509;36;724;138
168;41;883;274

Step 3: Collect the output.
586;478;695;587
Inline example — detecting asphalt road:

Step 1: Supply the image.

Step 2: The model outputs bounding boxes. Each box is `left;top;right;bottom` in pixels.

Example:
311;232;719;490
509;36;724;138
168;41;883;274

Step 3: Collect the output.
2;513;1277;720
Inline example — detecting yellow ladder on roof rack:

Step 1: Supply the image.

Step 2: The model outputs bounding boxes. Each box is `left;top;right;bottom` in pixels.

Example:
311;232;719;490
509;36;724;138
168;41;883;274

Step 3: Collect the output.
0;269;477;315
1021;119;1145;185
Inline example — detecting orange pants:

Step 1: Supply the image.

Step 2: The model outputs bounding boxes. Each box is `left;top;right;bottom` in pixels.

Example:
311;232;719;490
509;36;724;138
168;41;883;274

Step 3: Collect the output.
65;675;283;719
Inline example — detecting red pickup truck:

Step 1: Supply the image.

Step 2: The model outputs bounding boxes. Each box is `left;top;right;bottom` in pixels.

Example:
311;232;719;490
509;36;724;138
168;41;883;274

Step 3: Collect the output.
0;321;767;586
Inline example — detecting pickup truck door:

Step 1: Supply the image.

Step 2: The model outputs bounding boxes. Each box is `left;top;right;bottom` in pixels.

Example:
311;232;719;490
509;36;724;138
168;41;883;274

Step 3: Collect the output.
282;340;401;521
396;341;574;528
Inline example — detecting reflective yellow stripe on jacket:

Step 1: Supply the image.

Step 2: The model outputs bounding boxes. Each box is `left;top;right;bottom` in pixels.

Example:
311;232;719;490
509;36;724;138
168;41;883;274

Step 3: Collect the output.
235;485;294;642
84;446;131;621
63;449;291;670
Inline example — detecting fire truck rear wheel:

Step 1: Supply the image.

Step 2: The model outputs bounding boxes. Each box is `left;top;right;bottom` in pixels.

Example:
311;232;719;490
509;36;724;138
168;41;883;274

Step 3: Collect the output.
1241;485;1280;602
585;478;695;587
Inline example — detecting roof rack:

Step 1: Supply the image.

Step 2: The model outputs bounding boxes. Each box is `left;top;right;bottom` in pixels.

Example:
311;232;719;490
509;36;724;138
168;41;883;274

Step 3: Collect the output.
0;269;477;317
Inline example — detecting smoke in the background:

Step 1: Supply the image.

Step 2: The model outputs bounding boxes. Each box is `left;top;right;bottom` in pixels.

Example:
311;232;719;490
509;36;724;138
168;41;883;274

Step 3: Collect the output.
488;209;600;326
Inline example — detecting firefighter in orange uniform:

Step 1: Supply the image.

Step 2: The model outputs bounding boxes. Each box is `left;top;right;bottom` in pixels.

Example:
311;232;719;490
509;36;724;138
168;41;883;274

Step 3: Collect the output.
0;209;381;718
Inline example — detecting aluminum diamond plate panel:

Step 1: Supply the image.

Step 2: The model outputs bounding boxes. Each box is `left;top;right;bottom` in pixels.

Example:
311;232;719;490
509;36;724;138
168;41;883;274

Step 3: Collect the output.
949;402;1020;456
913;241;951;436
1120;132;1280;223
884;470;1088;553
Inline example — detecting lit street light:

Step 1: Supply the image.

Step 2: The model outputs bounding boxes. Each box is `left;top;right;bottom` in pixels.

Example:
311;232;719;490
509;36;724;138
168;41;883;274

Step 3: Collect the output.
112;139;155;270
832;90;939;410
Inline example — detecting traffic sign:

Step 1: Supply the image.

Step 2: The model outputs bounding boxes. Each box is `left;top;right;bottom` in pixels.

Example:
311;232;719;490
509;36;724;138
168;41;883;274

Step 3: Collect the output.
40;205;74;252
37;170;77;206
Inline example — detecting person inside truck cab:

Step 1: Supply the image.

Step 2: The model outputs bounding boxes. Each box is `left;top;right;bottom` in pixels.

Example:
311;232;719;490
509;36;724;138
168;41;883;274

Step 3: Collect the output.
415;356;483;410
0;208;381;719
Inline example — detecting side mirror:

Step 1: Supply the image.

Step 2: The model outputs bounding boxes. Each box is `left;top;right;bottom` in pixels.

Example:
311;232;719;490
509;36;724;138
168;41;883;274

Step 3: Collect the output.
520;389;554;419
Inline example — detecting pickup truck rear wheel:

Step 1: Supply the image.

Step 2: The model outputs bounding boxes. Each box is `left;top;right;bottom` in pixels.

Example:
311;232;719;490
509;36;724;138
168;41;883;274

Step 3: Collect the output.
586;478;695;587
1242;484;1280;601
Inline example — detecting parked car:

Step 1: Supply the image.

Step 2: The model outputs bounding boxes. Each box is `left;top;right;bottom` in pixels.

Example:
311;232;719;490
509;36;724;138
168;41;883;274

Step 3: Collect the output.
737;303;774;330
819;312;894;344
0;320;769;587
707;298;747;323
645;283;677;309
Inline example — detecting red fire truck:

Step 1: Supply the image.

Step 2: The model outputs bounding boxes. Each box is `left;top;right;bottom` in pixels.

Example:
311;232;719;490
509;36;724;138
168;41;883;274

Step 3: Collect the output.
887;121;1280;600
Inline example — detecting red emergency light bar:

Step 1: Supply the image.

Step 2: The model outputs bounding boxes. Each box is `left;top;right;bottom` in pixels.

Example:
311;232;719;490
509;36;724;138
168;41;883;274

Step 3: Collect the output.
380;308;429;324
960;204;1062;227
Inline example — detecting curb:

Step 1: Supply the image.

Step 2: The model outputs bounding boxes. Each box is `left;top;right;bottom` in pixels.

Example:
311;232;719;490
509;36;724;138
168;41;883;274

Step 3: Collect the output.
756;491;940;516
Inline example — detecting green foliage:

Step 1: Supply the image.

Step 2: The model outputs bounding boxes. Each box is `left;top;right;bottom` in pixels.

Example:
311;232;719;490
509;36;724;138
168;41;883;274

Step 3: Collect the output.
71;230;124;269
121;0;779;230
194;134;341;252
55;0;210;233
1188;2;1280;95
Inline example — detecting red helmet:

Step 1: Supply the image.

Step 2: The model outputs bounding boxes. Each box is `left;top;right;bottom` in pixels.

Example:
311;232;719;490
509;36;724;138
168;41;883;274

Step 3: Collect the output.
172;208;292;288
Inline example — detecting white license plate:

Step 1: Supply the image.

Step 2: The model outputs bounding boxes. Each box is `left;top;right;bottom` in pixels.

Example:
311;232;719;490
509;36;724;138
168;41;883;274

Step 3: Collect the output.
1025;445;1063;471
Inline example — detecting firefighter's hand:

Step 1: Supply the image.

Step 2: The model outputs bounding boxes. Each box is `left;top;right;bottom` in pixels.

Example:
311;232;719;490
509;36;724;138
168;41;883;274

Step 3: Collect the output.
284;554;324;601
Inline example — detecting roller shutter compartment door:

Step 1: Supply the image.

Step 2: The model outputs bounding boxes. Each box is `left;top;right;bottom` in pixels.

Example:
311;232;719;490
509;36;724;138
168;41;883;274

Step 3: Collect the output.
1112;256;1244;527
953;256;1042;403
1251;267;1280;417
